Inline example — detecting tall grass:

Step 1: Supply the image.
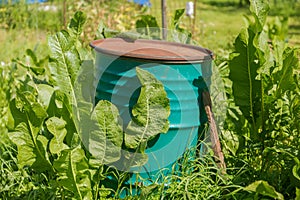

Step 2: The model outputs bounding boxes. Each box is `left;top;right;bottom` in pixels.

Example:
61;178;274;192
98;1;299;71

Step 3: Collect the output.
136;152;239;199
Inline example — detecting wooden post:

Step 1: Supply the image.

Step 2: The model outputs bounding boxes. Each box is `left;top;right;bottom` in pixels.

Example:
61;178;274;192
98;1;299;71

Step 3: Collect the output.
192;0;197;38
202;91;226;174
161;0;167;40
63;0;66;29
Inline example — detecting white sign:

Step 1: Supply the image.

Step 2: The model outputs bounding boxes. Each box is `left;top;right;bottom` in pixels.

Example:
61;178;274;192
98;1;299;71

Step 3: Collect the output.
186;1;194;17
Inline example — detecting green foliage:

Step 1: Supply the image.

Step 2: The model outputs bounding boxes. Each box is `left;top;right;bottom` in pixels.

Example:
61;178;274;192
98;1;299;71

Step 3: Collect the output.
2;10;171;199
125;68;170;149
1;0;300;199
136;152;238;200
0;63;12;133
171;9;192;44
0;1;61;31
53;147;93;199
46;117;69;154
68;11;87;40
123;68;170;167
267;16;289;41
135;8;193;44
135;15;160;39
89;100;123;164
243;180;284;199
223;0;300;198
269;0;300;17
48;30;81;98
229;25;262;126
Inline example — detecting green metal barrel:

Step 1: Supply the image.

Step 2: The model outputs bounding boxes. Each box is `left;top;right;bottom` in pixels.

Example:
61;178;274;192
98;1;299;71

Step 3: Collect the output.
90;38;213;186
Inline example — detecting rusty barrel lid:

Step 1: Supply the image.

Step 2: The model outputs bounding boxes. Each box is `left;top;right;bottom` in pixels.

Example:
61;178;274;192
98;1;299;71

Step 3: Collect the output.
90;38;213;63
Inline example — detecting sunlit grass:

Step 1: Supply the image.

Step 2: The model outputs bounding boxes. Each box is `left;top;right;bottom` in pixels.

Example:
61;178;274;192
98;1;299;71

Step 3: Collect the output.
0;29;48;64
0;0;299;63
148;0;300;54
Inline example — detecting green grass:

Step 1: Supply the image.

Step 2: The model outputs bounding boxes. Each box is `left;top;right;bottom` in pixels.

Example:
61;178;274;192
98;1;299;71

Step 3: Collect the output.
0;29;49;64
289;16;300;47
0;0;299;63
148;0;249;53
149;0;300;54
0;1;299;199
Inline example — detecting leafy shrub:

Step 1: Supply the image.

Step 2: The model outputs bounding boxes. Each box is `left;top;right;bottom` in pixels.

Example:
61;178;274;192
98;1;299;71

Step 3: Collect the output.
220;0;300;199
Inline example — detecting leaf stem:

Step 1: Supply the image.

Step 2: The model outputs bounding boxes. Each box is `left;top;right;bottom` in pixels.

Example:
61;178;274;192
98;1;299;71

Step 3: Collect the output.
69;149;83;200
247;40;257;133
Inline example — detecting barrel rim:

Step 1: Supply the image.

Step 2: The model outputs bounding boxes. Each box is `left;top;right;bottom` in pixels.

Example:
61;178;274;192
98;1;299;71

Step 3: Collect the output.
90;38;213;64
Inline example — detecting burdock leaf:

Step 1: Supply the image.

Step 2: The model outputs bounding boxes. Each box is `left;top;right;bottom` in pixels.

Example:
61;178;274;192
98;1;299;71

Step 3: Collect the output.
250;0;269;32
244;180;284;200
53;147;93;200
48;30;80;104
9;122;52;172
125;67;170;149
90;100;123;164
46;117;69;154
68;11;87;40
228;27;262;124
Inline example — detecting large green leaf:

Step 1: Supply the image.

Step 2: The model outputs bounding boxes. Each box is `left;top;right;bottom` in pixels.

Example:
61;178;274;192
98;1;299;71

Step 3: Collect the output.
255;29;274;79
274;47;299;97
46;117;69;155
292;158;300;182
8;93;52;172
244;180;284;200
9;122;52;172
47;91;78;147
90;100;123;164
72;60;123;164
250;0;269;32
125;67;170;149
74;60;97;104
173;8;185;29
68;11;87;40
136;15;160;39
229;27;262;126
171;9;192;44
37;84;55;109
72;60;96;145
68;11;91;60
48;30;80;104
53;147;93;200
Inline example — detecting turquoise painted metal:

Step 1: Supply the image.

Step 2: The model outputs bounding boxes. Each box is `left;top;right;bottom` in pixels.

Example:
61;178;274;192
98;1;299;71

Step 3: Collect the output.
90;38;213;187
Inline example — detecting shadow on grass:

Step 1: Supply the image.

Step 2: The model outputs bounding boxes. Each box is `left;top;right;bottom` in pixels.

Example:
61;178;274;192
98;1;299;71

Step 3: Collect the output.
202;0;250;13
203;0;249;8
289;25;300;30
268;2;300;17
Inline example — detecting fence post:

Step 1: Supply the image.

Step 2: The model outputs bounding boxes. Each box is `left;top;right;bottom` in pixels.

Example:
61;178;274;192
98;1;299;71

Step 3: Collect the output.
63;0;66;29
192;0;197;38
161;0;167;40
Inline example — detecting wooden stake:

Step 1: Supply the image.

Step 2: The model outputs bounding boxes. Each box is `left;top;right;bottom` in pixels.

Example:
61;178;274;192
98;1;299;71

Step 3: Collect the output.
192;0;197;37
161;0;167;40
63;0;66;29
202;90;226;174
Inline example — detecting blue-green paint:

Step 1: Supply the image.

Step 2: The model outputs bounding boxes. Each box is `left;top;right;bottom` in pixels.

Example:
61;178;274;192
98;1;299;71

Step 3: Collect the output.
95;49;212;187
